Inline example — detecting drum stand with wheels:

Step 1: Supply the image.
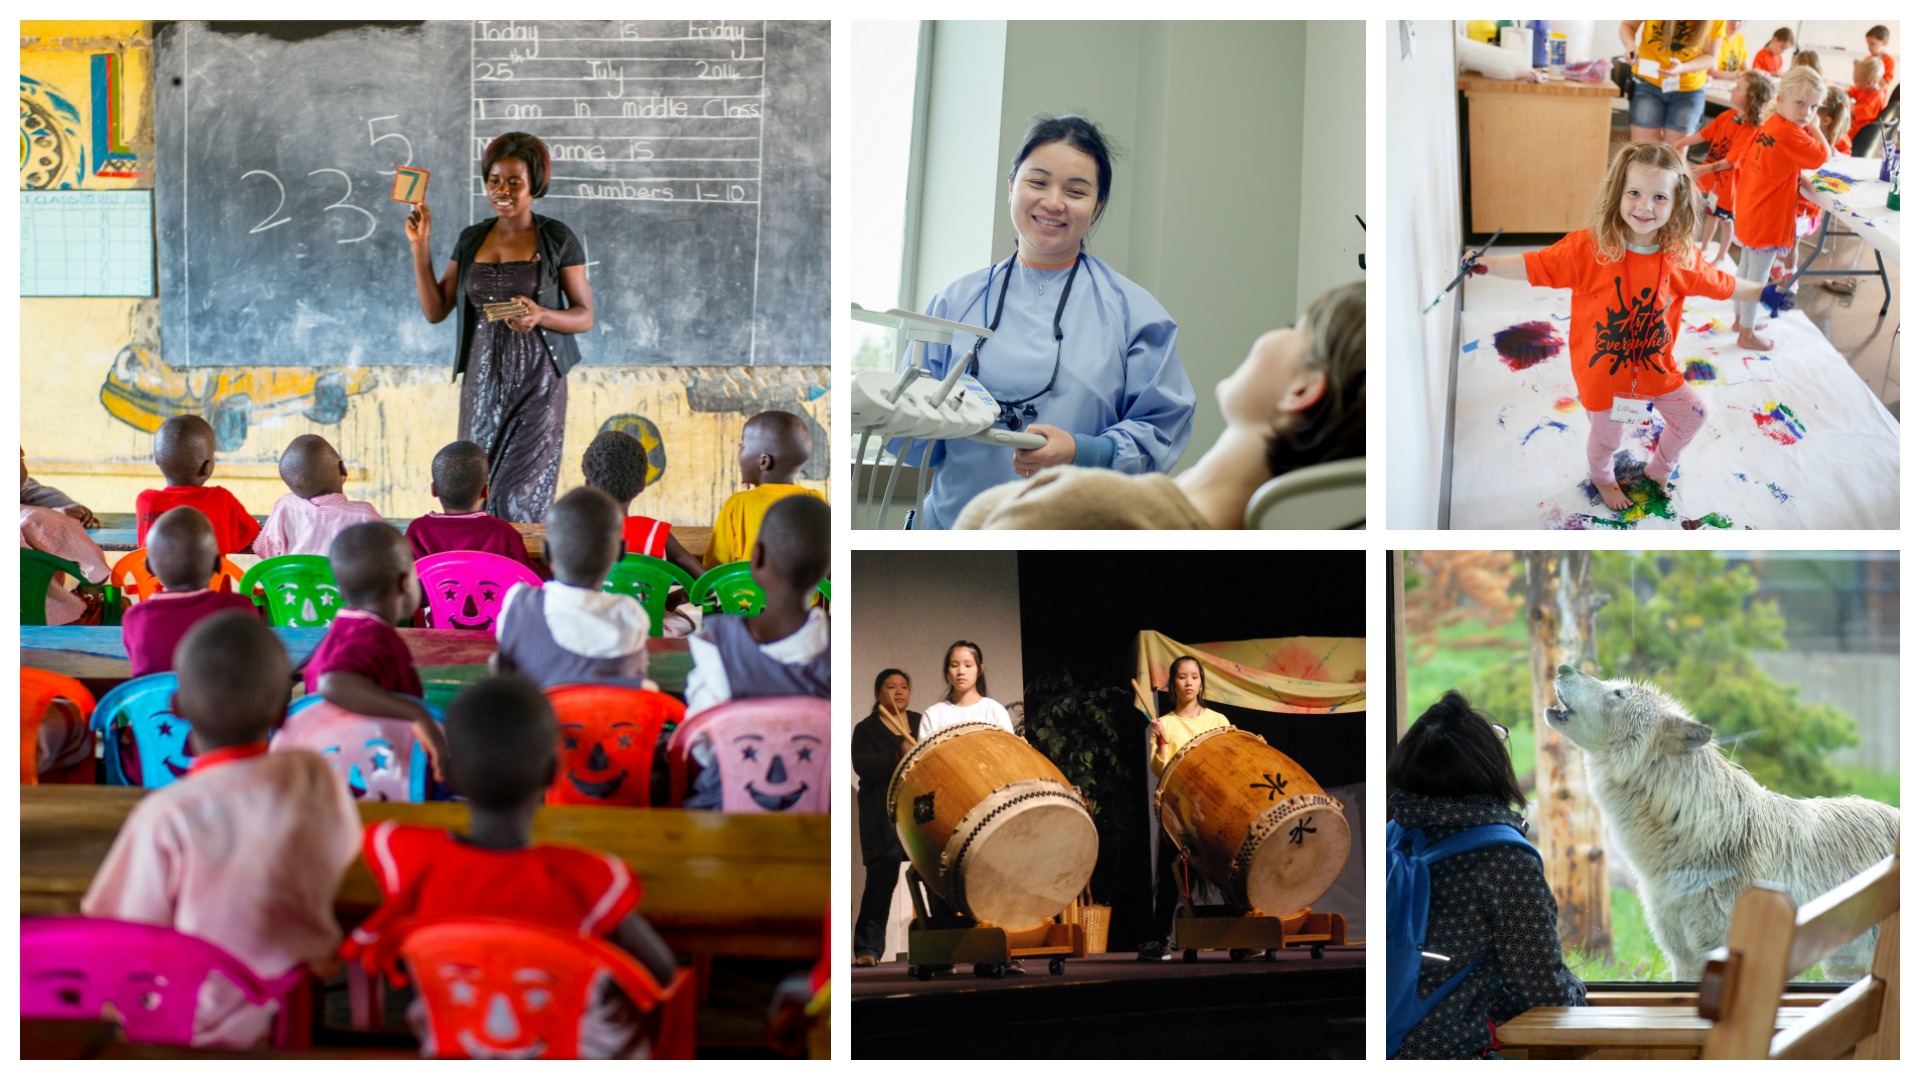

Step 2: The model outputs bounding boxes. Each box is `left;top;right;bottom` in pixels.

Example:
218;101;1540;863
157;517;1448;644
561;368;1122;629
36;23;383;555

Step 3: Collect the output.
1171;898;1349;964
900;867;1086;979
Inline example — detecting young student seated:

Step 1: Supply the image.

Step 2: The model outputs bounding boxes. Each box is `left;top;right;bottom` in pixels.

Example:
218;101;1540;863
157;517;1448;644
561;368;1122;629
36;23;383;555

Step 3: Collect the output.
343;675;679;1059
683;494;830;809
122;507;260;677
704;410;826;569
307;522;448;777
956;281;1365;528
405;440;537;568
495;487;655;687
252;434;384;559
134;415;260;554
20;455;112;626
82;612;361;1049
582;429;703;579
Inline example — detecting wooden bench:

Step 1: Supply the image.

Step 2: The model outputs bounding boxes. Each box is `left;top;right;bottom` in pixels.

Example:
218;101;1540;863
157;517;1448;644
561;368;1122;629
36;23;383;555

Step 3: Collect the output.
1495;1005;1817;1059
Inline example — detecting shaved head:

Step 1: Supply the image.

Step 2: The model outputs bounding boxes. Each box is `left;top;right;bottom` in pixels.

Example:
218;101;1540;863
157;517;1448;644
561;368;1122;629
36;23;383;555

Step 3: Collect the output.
279;434;347;499
431;440;490;512
146;507;221;591
154;415;216;486
446;675;557;809
174;612;290;748
753;493;829;591
329;521;414;608
545;486;624;586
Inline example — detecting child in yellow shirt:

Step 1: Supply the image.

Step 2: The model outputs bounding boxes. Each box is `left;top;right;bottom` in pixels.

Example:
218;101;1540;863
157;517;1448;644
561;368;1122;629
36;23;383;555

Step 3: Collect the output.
704;411;826;569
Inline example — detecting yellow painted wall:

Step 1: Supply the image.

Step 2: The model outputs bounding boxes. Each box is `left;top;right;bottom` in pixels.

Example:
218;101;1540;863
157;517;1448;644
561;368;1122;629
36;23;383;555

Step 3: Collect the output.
19;21;830;523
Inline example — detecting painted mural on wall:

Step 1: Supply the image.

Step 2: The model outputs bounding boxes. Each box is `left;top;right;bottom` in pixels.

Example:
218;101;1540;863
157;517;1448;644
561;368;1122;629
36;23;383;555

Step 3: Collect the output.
20;76;85;189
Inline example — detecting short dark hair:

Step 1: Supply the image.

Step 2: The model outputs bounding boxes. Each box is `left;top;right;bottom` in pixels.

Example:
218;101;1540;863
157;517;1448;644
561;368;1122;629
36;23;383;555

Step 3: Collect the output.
329;522;413;608
943;640;988;699
146;506;220;591
432;440;489;511
874;668;910;697
1867;25;1889;42
1386;690;1526;808
1007;114;1118;229
446;675;556;809
545;486;624;586
1771;27;1793;44
581;430;649;504
173;612;291;746
754;494;829;591
1166;655;1206;697
482;131;550;198
153;414;215;484
1265;281;1366;478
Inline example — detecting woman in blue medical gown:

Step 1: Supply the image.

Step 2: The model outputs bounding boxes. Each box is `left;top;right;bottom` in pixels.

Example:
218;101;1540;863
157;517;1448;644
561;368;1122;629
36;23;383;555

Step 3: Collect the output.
896;115;1195;530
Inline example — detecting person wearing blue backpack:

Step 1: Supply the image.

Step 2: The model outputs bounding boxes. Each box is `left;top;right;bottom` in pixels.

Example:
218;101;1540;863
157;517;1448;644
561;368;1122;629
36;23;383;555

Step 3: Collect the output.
1387;691;1586;1058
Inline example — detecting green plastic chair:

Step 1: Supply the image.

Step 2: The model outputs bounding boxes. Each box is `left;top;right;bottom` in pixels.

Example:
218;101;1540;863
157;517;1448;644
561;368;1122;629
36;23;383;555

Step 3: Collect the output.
603;554;697;637
239;555;342;627
22;549;119;627
690;561;765;616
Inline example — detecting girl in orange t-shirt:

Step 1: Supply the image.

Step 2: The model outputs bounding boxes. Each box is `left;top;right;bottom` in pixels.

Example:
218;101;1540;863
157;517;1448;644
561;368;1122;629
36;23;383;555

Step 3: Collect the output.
1468;143;1781;510
1732;66;1831;350
1753;28;1791;73
1676;70;1772;264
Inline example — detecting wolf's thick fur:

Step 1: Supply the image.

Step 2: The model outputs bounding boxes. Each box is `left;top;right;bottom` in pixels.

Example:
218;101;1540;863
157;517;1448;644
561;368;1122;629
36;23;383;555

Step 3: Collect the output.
1546;665;1899;981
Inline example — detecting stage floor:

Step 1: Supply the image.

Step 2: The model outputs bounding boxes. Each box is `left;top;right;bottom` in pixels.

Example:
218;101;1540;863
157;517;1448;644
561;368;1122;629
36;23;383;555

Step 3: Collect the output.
853;947;1366;1058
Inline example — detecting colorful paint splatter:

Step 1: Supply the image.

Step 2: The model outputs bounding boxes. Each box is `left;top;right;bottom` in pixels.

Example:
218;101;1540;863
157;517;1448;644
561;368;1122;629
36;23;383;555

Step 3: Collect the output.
1811;170;1853;194
1573;453;1679;527
1682;359;1717;383
1491;321;1564;371
1552;396;1580;414
1751;401;1807;445
1521;420;1569;445
1682;512;1733;530
1766;482;1792;503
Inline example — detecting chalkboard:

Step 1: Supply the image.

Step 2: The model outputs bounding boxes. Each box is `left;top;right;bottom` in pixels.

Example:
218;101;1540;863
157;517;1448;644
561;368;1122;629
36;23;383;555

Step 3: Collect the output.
155;20;828;368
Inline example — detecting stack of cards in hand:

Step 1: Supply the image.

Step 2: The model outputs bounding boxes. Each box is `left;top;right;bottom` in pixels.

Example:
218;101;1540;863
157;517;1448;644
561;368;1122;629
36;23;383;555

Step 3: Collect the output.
484;300;530;322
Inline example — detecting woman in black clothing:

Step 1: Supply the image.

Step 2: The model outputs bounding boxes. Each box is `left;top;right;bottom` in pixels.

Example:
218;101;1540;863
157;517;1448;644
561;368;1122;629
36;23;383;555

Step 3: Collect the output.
852;668;920;965
1388;690;1587;1059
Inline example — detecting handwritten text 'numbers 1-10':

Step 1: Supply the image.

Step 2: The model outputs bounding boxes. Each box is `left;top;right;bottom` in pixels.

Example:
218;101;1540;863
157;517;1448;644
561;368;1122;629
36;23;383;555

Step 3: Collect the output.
239;117;416;244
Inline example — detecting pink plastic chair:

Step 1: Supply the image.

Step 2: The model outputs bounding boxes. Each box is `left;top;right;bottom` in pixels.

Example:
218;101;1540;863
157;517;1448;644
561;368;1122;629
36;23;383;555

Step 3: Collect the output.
20;915;311;1048
667;696;830;813
415;551;543;632
270;695;442;803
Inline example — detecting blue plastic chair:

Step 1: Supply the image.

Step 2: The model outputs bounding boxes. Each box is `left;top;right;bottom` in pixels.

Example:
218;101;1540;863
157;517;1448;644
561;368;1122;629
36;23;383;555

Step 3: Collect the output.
278;694;445;803
89;673;192;789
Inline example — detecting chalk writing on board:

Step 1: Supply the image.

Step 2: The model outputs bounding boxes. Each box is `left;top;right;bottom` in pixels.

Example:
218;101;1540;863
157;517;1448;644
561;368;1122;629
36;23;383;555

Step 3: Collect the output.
22;189;156;297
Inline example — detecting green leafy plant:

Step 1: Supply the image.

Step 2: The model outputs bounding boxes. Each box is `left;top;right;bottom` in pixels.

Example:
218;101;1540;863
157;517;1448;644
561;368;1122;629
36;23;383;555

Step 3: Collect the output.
1020;669;1142;901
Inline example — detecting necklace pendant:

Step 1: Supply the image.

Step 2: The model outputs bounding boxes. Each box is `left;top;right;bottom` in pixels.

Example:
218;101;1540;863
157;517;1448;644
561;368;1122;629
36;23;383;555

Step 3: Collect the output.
1038;282;1046;296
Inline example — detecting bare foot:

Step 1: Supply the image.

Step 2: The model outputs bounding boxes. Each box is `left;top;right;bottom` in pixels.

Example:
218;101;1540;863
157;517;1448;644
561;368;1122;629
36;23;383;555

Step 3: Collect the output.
1647;460;1677;494
1594;479;1632;511
1735;326;1775;351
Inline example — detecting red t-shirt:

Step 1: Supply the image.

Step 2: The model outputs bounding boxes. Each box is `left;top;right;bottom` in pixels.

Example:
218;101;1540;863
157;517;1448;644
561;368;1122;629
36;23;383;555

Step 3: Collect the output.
1693;111;1756;204
344;821;641;958
1847;85;1888;141
621;516;673;560
122;588;261;677
302;608;422;697
1525;229;1735;411
1735;114;1830;249
406;511;536;569
135;486;261;554
1752;47;1784;74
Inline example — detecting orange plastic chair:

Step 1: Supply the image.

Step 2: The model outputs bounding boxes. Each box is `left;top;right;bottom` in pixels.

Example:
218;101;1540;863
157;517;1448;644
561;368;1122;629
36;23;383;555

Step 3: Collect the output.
21;667;97;785
358;917;695;1059
545;685;686;807
108;547;246;604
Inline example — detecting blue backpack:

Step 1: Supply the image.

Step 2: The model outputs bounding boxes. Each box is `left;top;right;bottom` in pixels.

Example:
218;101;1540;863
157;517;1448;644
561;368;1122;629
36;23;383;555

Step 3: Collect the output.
1386;819;1539;1057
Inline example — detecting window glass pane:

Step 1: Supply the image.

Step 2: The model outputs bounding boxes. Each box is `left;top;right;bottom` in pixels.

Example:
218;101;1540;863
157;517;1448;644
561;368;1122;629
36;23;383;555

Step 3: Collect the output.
850;21;921;377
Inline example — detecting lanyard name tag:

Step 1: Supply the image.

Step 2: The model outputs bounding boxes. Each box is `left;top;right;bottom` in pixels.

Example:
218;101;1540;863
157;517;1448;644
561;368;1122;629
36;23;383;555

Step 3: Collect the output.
1611;394;1656;424
1661;74;1681;92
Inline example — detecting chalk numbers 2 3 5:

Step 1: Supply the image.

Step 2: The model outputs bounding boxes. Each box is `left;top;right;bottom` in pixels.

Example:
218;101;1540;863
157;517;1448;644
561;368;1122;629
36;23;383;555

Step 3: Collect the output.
237;116;416;245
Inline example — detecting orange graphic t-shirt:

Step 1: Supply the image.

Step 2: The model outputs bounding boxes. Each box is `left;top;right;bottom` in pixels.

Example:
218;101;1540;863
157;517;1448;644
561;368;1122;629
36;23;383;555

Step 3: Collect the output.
1525;230;1735;412
1693;111;1758;204
1735;114;1830;249
1847;85;1887;142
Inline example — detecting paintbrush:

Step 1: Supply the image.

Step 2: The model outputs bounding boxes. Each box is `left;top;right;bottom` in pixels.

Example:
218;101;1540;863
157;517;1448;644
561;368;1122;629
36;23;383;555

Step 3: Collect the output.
1422;228;1504;314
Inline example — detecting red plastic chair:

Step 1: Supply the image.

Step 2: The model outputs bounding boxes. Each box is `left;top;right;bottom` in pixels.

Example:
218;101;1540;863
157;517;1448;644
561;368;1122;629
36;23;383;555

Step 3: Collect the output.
667;696;830;812
20;915;311;1049
107;547;247;604
357;917;694;1059
545;685;686;807
20;667;97;785
416;550;544;632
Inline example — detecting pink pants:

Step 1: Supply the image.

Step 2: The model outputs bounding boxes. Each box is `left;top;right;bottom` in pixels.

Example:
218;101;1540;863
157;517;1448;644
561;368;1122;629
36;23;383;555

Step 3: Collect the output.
1586;384;1707;484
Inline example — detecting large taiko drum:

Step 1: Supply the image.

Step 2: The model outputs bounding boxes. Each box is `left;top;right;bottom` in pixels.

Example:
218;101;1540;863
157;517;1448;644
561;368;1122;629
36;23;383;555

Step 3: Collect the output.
1155;726;1349;917
887;721;1098;930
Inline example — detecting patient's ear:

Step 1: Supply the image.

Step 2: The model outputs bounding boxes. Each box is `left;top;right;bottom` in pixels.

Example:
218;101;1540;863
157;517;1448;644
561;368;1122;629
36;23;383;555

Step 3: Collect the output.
1664;712;1715;753
1280;370;1328;414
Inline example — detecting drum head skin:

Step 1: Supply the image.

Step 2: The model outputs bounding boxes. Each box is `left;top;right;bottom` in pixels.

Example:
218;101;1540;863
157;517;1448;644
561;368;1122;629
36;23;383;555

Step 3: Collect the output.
1244;796;1351;916
958;794;1099;929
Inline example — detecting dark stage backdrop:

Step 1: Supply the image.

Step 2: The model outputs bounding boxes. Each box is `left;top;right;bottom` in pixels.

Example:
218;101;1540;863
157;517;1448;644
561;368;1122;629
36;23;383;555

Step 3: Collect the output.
1014;550;1366;947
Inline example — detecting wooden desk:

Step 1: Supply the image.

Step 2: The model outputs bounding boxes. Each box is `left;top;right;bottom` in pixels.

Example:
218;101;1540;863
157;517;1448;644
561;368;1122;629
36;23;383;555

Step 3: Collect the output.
21;787;826;960
20;1019;415;1060
88;516;713;562
1496;1005;1816;1059
1460;74;1617;233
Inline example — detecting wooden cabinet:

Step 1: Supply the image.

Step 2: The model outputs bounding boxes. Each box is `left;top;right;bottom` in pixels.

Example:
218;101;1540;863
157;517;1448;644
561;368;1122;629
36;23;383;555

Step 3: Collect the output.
1459;75;1617;233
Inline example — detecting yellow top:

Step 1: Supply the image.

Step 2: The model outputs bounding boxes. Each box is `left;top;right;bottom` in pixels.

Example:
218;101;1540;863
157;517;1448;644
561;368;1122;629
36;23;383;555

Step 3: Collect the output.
1717;32;1748;74
704;483;828;569
1149;708;1231;777
1635;21;1727;93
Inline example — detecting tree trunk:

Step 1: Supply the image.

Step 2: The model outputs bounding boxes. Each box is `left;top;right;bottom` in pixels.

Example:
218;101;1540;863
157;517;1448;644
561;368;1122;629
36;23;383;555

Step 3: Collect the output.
1524;551;1614;958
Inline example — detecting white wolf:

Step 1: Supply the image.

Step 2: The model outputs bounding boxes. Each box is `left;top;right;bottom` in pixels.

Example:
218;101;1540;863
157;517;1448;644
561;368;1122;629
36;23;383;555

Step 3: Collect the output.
1545;664;1899;981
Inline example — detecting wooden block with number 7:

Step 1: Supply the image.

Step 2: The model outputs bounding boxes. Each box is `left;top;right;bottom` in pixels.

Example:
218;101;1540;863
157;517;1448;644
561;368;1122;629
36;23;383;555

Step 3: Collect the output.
391;167;430;204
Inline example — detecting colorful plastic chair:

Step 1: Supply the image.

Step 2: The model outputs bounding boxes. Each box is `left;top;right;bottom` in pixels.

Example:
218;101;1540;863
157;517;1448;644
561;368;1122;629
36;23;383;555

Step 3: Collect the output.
89;673;193;789
21;915;311;1049
107;547;248;604
602;555;697;637
689;561;764;616
274;694;444;803
667;696;830;813
21;667;97;785
22;549;117;626
544;685;686;807
357;917;694;1059
416;551;544;632
238;555;341;627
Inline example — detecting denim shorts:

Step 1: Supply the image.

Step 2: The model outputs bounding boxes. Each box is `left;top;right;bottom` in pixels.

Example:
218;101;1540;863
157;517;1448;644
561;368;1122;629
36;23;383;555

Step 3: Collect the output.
1629;78;1706;134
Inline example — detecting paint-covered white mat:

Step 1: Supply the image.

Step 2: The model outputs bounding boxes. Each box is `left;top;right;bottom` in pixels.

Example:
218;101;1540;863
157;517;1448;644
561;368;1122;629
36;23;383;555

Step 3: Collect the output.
1448;281;1899;530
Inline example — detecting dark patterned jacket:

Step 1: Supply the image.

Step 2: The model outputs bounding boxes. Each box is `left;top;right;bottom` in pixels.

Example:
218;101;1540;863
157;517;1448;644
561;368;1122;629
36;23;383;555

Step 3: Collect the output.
1390;791;1588;1059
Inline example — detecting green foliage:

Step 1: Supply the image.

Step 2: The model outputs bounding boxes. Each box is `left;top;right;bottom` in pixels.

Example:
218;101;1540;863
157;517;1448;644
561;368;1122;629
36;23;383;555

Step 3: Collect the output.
1021;669;1137;822
1591;552;1860;796
1403;617;1537;780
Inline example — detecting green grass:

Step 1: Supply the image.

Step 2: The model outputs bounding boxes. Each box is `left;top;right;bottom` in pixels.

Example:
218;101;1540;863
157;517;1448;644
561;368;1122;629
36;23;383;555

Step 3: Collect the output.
1566;887;1667;981
1404;617;1535;779
1833;764;1901;808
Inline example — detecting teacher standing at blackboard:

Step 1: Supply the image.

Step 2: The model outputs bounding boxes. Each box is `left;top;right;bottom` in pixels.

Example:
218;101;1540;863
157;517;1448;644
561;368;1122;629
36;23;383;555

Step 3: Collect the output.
406;132;594;523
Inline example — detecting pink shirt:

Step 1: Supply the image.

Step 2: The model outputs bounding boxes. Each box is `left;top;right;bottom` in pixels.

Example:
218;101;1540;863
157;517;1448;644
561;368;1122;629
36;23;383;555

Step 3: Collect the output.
80;749;360;1048
20;506;111;626
252;492;385;559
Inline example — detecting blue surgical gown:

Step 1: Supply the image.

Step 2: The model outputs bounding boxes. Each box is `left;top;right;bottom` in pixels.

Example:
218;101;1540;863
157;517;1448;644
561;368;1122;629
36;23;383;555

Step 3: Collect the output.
893;253;1195;530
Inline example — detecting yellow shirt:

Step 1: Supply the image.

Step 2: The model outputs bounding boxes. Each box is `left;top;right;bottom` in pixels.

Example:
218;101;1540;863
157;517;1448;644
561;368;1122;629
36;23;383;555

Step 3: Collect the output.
1635;20;1727;93
1149;708;1231;777
1717;33;1747;74
704;483;828;569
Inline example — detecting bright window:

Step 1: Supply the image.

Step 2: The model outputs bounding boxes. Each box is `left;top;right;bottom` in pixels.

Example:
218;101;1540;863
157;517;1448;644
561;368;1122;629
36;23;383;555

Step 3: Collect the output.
849;21;922;377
